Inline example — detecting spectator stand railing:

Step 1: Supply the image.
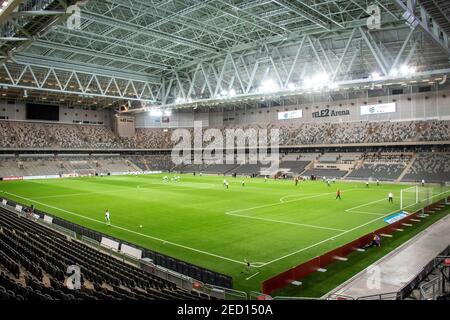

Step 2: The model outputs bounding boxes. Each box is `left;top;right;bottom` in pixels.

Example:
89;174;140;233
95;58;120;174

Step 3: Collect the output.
399;249;450;300
249;291;321;300
420;275;445;300
202;284;248;300
326;292;399;300
0;196;234;295
261;196;450;295
418;256;450;300
355;292;400;300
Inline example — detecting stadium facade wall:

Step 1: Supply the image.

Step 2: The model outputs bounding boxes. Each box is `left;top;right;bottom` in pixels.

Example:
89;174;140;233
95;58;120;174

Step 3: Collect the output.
0;101;112;125
261;197;450;295
135;89;450;128
0;196;233;289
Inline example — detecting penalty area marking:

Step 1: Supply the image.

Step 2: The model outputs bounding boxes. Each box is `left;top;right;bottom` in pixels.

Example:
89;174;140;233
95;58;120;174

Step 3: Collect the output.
225;188;368;232
345;197;391;216
251;262;265;267
345;209;386;216
228;187;365;216
226;212;346;232
4;187;446;271
279;193;326;203
258;189;450;268
278;188;367;203
2;188;345;267
245;272;260;281
1;191;248;267
0;186;375;268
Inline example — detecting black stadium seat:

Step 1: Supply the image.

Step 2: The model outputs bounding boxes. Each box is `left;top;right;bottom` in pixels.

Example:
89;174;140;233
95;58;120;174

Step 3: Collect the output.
0;207;211;300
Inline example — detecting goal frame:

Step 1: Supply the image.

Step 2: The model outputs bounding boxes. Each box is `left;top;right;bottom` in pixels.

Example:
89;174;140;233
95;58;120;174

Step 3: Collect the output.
400;186;418;209
73;169;97;177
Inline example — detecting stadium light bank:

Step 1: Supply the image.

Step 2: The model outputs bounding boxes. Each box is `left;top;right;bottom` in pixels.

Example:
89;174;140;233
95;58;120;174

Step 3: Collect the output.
124;66;450;113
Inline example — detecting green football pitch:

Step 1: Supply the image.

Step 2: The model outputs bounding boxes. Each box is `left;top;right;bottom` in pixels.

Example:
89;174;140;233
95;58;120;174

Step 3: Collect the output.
0;174;449;294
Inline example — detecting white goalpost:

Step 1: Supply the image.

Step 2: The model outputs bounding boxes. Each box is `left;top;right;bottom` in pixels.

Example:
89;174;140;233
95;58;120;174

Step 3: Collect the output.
73;169;97;177
446;182;450;205
400;186;419;210
400;185;450;210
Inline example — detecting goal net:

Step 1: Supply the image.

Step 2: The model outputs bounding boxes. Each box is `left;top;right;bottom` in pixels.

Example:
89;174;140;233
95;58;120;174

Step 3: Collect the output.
400;185;450;210
73;169;96;177
400;186;418;210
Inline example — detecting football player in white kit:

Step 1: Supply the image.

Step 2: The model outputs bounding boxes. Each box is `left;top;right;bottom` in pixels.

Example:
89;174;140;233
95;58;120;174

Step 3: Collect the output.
105;209;111;226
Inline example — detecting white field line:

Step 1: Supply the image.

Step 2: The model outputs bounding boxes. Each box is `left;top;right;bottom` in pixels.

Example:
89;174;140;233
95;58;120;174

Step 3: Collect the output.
258;207;404;268
345;197;389;216
1;191;247;267
345;197;387;212
137;182;217;190
34;188;140;199
33;185;174;199
1;187;349;266
225;188;368;232
4;184;447;270
228;188;364;215
226;212;346;232
279;193;326;203
245;272;260;281
259;189;450;268
345;210;386;216
31;182;217;199
279;188;369;204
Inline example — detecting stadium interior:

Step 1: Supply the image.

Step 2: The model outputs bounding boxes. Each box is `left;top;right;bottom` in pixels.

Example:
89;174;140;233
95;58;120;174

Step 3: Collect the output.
0;0;450;303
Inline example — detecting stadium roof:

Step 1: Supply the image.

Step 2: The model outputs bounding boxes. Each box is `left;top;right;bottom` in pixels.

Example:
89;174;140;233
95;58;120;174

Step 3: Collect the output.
0;0;450;109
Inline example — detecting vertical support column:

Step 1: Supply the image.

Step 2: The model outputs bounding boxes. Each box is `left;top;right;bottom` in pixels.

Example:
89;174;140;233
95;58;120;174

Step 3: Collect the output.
416;185;419;204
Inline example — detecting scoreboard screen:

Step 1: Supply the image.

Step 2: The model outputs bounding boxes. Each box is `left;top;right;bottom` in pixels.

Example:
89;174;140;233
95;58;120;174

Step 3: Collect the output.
26;103;59;121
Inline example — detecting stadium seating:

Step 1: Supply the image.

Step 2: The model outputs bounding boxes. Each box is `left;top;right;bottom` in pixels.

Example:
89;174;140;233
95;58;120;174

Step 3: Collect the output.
346;164;405;181
345;153;412;181
318;153;340;163
0;206;211;300
340;153;362;162
402;153;450;183
302;168;348;178
201;164;239;174
1;119;450;150
0;155;140;177
133;128;178;149
416;120;450;142
281;152;301;161
175;164;209;173
366;121;418;143
1;119;450;183
3;0;450;302
279;161;310;174
228;164;263;175
298;153;320;161
2;151;450;183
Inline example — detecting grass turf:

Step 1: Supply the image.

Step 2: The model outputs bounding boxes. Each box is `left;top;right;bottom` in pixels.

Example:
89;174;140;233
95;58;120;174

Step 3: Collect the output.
272;205;450;298
0;173;448;294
